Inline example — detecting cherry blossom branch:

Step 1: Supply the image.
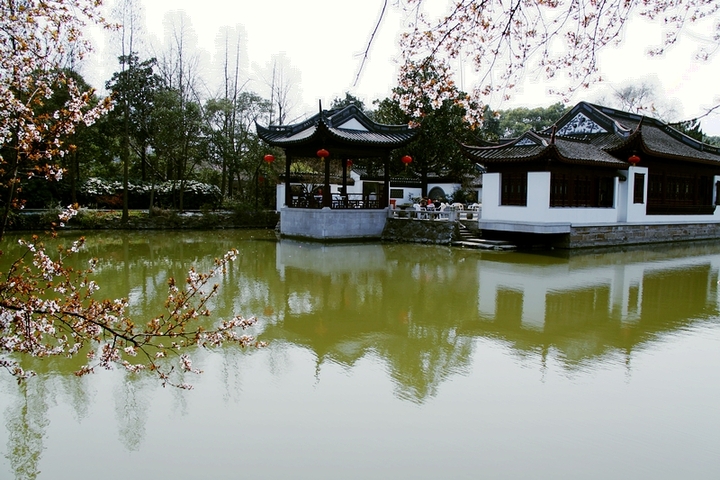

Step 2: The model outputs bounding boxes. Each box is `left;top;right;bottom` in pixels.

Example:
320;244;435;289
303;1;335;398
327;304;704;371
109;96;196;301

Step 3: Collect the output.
0;208;265;389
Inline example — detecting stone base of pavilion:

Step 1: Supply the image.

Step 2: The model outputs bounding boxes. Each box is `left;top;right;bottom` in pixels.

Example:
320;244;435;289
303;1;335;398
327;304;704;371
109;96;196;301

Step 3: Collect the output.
278;207;389;241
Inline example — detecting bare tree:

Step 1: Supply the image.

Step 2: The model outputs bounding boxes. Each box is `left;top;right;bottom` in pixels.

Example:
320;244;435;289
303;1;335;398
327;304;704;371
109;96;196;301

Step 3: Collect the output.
112;0;145;222
155;11;206;211
260;53;300;126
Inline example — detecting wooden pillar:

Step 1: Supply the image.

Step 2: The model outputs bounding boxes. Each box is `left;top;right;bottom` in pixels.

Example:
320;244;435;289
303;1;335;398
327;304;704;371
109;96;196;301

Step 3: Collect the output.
323;157;332;208
342;159;349;207
382;151;390;208
285;152;292;207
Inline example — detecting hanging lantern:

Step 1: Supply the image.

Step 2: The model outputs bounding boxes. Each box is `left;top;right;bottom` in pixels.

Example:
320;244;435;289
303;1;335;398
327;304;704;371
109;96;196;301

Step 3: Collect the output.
401;155;413;166
628;154;640;165
317;148;330;158
263;154;275;163
345;159;353;168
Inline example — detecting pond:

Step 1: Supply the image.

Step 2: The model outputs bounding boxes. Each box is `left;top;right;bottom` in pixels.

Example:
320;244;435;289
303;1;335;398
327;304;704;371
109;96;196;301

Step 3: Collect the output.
1;230;719;479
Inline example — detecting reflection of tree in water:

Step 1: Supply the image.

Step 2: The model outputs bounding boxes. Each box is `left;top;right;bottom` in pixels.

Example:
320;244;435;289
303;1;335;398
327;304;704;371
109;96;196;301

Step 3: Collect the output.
2;355;97;479
4;231;720;462
377;328;474;403
262;243;482;403
4;380;50;480
114;377;151;451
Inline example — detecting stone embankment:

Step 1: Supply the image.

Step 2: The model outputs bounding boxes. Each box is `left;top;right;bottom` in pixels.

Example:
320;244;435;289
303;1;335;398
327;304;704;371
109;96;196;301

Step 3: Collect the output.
381;217;457;245
563;222;720;248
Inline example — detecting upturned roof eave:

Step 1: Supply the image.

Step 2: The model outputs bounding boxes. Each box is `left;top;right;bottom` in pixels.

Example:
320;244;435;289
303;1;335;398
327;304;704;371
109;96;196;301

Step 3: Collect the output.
463;143;626;168
256;104;419;149
605;125;720;166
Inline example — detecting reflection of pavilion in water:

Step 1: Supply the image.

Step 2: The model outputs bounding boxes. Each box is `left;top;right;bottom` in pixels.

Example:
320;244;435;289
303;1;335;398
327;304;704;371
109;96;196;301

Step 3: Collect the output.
269;241;720;401
271;240;477;403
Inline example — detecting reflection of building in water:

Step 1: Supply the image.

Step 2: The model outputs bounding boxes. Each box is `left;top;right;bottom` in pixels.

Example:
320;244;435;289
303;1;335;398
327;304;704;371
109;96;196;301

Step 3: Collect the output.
271;240;720;398
472;245;720;364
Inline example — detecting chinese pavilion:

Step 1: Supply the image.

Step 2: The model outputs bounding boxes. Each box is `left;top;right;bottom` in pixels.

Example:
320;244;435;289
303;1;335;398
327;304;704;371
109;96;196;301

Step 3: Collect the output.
257;103;418;240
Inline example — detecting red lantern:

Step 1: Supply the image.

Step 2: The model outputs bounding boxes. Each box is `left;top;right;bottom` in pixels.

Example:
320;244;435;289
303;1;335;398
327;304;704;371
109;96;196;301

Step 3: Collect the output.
345;159;353;167
401;155;413;165
628;154;640;165
317;148;330;158
263;154;275;163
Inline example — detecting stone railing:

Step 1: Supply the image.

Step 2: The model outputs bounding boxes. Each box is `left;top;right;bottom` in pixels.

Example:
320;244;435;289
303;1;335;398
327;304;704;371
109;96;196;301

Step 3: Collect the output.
387;207;458;221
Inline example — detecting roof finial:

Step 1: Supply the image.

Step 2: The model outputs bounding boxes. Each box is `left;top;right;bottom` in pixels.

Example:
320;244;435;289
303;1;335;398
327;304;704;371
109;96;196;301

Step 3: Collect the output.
319;99;323;114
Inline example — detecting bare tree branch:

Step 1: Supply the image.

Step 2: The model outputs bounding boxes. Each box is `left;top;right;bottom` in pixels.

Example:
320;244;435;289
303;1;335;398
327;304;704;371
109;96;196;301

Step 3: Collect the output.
354;0;389;87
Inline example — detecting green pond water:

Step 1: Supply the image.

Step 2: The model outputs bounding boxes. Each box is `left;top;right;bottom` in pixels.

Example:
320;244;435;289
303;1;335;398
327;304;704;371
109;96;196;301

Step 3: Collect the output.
1;230;719;479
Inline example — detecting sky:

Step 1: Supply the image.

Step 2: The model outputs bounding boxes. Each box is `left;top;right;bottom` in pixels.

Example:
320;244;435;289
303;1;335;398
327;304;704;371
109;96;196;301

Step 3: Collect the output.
85;0;720;134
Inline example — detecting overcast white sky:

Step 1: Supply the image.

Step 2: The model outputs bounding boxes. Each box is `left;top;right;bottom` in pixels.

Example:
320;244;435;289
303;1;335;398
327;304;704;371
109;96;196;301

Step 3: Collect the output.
85;0;720;134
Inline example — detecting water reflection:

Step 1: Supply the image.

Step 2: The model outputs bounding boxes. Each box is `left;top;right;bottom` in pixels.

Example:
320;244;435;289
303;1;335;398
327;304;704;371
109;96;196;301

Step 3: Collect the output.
269;239;720;398
2;231;720;477
472;245;720;368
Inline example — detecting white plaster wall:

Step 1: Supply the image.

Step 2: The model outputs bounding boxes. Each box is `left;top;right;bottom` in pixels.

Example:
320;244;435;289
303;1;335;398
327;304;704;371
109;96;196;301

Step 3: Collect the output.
616;169;629;222
625;166;649;223
481;169;720;226
481;172;619;225
276;183;285;210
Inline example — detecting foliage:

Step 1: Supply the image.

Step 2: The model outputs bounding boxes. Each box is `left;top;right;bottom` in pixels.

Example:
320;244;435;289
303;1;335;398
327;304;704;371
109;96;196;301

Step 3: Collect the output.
0;0;113;237
496;102;569;138
394;0;719;123
373;59;484;190
78;177;221;209
670;118;705;142
705;135;720;147
330;92;367;112
205;91;273;203
105;54;164;181
0;208;264;387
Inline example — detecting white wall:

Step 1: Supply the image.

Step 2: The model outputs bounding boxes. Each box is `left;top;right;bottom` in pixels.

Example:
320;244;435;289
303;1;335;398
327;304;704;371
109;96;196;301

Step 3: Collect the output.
481;172;619;225
624;166;649;223
481;169;720;226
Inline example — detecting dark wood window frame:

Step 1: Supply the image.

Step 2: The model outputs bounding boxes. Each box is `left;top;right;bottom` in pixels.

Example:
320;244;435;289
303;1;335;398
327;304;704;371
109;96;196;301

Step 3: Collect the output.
549;172;615;208
501;172;528;206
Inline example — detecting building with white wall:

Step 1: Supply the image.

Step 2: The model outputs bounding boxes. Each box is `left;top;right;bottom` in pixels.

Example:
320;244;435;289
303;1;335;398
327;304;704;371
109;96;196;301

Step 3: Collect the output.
463;102;720;247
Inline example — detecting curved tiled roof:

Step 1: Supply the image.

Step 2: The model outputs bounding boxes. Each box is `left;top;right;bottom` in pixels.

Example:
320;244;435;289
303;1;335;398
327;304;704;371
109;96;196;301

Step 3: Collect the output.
465;101;720;167
256;104;418;148
462;131;626;167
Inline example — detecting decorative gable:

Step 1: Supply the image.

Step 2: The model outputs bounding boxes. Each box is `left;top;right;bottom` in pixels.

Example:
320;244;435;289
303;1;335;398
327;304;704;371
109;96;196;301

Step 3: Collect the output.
337;118;369;131
515;137;539;146
556;112;607;136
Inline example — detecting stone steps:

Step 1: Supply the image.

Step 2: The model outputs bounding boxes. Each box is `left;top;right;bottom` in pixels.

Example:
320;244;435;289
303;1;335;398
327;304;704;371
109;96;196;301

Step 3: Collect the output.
454;226;516;250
